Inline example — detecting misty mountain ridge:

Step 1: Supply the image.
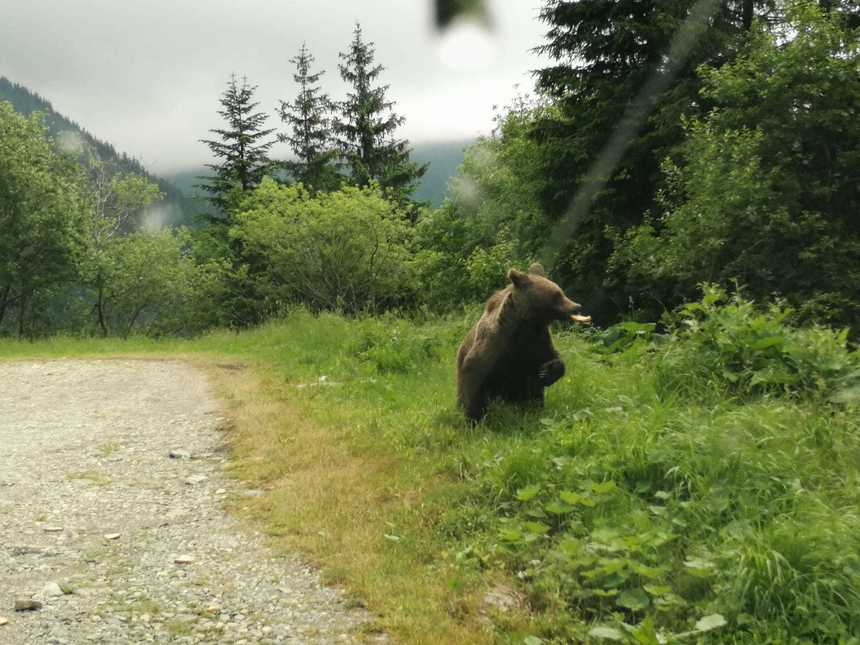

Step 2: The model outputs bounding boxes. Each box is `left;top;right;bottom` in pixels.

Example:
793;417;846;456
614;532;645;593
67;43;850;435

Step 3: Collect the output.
2;76;469;216
167;139;470;208
0;76;196;227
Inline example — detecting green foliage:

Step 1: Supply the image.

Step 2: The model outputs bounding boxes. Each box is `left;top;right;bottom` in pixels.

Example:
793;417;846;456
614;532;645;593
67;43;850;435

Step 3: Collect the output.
530;0;775;320
230;179;416;315
90;230;228;337
447;291;859;642
333;23;426;205
611;2;860;330
656;285;859;401
0;101;89;336
0;100;226;337
199;74;275;215
276;43;341;193
347;315;444;374
413;100;552;310
2;292;859;642
79;166;165;335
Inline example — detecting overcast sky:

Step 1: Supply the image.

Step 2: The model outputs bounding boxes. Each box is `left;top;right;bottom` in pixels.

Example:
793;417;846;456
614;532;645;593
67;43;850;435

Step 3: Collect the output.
1;1;548;174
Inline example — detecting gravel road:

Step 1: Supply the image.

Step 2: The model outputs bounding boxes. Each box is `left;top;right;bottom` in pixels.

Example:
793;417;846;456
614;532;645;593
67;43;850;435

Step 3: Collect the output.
0;360;369;644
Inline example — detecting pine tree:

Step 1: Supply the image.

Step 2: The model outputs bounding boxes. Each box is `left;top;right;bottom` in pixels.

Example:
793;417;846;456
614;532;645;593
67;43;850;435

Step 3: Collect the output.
199;74;275;216
276;44;340;193
333;23;426;203
528;0;777;319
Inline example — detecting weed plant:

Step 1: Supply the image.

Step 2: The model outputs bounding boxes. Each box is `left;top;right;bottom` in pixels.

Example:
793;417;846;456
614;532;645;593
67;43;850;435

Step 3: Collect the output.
2;289;857;643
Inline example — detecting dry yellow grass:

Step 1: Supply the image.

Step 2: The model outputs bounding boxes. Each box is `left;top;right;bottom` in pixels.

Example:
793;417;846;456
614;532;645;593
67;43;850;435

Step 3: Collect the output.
200;359;495;644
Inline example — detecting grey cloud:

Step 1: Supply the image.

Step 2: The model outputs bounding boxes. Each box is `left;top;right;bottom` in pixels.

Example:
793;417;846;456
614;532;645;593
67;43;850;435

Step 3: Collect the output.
1;0;547;173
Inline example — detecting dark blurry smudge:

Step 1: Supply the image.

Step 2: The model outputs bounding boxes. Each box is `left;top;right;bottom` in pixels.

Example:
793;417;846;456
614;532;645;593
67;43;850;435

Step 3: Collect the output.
435;0;490;31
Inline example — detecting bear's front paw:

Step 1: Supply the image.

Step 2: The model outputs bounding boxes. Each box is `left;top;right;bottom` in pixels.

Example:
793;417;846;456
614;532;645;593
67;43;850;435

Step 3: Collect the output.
538;359;565;387
537;365;551;386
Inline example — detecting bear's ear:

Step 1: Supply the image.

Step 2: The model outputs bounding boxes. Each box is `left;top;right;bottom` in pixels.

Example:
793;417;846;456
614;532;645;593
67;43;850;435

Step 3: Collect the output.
528;262;547;277
508;268;530;288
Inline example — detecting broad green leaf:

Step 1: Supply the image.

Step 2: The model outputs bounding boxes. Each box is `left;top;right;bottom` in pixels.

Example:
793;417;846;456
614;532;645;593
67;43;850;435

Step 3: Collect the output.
524;521;550;535
545;500;573;515
557;537;583;556
592;480;618;494
629;615;663;645
559;490;582;504
516;484;541;501
630;562;664;578
749;335;784;350
588;626;626;641
617;588;650;611
694;614;727;632
499;528;523;543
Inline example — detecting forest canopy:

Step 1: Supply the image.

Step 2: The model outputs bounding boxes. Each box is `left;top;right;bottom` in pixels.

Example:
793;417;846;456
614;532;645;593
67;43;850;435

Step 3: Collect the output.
1;2;858;337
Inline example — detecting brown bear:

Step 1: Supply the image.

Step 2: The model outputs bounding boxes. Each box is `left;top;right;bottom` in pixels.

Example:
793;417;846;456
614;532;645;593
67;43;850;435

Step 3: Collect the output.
456;263;590;422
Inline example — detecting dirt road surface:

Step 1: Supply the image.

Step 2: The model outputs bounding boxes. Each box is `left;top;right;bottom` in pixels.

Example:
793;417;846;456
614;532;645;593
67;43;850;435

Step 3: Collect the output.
0;360;368;644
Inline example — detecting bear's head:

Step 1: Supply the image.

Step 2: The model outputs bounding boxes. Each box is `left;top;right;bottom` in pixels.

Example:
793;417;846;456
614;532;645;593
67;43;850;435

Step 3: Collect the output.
507;263;589;324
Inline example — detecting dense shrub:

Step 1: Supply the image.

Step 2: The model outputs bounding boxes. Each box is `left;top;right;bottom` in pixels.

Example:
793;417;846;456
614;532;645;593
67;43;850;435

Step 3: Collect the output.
447;287;860;642
231;179;416;315
655;285;859;402
610;3;860;330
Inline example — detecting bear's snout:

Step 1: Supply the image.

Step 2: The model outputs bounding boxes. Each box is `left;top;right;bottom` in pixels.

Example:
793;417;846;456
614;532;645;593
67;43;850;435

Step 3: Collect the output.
562;297;580;314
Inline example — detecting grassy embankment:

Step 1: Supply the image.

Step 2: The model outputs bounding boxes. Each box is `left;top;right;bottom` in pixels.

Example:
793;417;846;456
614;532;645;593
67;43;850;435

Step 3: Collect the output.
2;293;858;644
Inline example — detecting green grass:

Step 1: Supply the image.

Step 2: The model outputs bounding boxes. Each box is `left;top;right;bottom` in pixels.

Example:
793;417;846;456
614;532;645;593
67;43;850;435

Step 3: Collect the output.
2;300;858;644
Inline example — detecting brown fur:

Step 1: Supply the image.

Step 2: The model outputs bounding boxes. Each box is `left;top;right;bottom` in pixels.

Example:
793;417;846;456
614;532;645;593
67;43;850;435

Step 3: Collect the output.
456;263;582;422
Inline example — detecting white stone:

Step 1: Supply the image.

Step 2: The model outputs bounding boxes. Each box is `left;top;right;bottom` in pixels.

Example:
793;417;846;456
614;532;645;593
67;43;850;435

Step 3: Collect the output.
43;581;64;597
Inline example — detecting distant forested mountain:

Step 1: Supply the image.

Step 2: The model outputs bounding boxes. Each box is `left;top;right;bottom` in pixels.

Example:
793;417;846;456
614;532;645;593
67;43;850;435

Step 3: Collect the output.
0;76;195;227
410;140;470;206
168;139;471;208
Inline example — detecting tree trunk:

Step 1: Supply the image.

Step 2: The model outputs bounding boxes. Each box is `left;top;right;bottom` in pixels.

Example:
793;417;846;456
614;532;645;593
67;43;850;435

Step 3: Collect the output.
96;277;108;337
124;304;146;339
17;291;28;339
742;0;754;30
0;284;10;326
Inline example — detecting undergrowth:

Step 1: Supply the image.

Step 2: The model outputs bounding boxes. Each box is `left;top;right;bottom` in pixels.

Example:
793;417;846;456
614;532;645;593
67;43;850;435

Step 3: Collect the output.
1;287;857;643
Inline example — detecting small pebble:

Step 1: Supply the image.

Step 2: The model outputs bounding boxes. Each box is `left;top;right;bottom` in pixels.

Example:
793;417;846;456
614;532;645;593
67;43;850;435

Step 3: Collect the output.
14;599;42;612
104;533;121;540
0;616;8;626
42;526;63;532
43;582;64;597
174;555;194;565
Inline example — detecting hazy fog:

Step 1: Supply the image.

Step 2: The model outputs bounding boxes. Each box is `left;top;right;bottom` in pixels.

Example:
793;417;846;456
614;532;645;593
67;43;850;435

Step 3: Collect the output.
1;1;548;173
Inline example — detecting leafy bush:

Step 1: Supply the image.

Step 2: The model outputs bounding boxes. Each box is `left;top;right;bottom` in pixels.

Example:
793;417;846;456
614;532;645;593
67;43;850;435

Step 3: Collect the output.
610;2;860;332
347;315;443;374
232;179;416;315
440;287;860;642
0;101;89;336
656;285;859;401
412;100;552;311
93;229;228;337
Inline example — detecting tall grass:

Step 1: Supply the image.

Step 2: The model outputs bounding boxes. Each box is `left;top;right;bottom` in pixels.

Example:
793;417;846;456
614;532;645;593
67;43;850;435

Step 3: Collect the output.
1;291;857;643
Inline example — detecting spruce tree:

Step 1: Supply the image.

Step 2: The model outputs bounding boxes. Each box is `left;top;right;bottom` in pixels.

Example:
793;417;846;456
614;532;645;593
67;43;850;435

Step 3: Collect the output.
276;43;340;193
199;74;275;216
529;0;777;319
333;23;426;203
